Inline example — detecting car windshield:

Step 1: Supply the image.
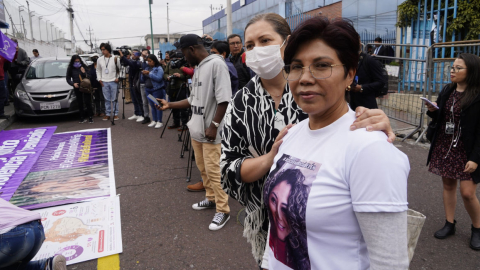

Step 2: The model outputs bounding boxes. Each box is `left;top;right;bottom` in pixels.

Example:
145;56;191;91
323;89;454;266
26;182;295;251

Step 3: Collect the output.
25;60;69;79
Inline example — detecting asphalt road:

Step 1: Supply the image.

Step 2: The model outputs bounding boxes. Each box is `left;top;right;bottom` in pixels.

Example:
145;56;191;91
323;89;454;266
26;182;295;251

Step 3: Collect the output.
8;102;480;270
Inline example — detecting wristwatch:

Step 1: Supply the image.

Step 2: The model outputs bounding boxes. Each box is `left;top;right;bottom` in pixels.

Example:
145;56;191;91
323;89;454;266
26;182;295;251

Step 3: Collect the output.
211;121;220;128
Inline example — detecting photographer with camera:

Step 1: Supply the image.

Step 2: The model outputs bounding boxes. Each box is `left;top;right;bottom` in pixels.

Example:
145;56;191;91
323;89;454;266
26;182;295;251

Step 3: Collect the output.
163;50;189;131
96;43;121;121
157;34;232;231
119;49;144;121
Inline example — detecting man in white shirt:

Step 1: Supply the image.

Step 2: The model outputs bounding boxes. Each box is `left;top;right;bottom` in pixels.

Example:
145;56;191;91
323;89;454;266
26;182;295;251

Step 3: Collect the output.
31;49;41;60
96;43;121;121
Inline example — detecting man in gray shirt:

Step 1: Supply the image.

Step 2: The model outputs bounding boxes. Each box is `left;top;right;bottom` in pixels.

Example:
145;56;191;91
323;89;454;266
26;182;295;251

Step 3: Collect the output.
158;34;232;231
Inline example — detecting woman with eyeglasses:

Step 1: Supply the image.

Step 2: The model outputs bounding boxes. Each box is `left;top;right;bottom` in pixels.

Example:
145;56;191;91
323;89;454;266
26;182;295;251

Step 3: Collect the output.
220;13;397;267
425;53;480;250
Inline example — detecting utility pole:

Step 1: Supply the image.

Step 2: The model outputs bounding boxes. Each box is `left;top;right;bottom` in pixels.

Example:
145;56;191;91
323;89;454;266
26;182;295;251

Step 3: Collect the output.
18;6;24;38
210;4;213;15
67;0;75;50
149;0;155;54
45;20;49;42
26;1;34;40
22;17;27;39
86;26;93;51
37;16;42;41
167;3;170;43
226;0;232;36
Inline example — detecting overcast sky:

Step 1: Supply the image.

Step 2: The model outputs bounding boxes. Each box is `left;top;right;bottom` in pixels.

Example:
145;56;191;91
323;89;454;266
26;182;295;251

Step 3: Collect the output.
9;0;226;50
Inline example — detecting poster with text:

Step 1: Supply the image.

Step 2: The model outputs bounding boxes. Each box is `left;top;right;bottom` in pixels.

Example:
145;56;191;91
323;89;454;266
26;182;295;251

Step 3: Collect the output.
0;126;56;201
9;128;115;209
31;196;123;265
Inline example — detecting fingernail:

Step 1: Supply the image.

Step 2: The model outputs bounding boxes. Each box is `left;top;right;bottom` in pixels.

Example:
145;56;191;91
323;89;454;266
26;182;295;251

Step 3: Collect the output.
350;125;356;131
356;112;360;117
366;126;372;131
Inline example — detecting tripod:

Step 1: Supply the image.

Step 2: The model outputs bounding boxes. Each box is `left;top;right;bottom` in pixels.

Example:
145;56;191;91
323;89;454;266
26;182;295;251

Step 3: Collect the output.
160;82;190;138
179;108;194;182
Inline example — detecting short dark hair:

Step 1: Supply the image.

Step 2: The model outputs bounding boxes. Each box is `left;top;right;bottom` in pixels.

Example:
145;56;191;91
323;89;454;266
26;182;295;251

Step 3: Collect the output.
374;37;382;42
33;49;38;53
227;34;242;43
245;13;291;41
211;41;230;56
100;43;112;53
284;17;359;78
142;48;150;54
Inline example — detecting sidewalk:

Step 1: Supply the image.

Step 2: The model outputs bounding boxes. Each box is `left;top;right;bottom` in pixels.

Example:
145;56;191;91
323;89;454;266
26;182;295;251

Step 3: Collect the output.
0;104;16;131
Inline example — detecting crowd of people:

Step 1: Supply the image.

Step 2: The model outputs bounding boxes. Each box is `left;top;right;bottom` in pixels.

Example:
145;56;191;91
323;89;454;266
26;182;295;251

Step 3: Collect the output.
1;11;480;270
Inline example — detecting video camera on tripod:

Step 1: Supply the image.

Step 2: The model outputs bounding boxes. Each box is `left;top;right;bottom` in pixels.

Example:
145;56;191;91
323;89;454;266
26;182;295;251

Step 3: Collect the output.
113;45;132;56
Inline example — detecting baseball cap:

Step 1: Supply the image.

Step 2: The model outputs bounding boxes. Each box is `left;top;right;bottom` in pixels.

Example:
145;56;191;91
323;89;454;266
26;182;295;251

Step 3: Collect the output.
179;34;202;49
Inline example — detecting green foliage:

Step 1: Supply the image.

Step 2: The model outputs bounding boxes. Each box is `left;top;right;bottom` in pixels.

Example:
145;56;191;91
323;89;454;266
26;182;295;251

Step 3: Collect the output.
396;0;419;28
447;0;480;40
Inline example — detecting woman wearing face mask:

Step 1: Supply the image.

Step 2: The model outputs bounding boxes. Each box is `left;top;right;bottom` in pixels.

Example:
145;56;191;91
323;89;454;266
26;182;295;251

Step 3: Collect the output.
425;53;480;250
66;55;93;123
220;13;396;266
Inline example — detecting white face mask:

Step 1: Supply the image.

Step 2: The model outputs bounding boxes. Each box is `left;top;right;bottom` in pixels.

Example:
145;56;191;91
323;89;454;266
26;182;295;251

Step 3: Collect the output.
246;39;286;80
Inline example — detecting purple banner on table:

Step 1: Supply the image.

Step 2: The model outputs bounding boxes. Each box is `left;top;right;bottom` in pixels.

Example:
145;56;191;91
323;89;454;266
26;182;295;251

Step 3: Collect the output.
0;31;18;62
9;129;114;209
0;127;57;201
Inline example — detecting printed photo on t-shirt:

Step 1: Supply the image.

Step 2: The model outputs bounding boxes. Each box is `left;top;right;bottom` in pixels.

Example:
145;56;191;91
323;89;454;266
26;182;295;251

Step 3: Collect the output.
264;154;321;270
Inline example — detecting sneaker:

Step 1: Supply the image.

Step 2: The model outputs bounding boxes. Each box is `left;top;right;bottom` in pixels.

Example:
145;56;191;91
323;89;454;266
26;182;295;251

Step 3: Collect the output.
79;118;87;123
192;198;216;210
88;117;94;124
148;121;157;127
187;181;205;192
113;116;120;121
136;116;145;122
168;124;181;129
209;212;230;231
155;122;163;129
128;115;139;120
45;254;66;270
102;116;110;121
141;117;151;124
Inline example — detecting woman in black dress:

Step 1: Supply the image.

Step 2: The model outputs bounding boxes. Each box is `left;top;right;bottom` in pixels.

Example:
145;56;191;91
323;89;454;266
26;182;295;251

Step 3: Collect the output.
426;53;480;250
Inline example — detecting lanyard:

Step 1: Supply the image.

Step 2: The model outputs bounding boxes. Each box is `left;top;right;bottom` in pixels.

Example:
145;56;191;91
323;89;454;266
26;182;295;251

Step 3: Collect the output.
105;57;111;68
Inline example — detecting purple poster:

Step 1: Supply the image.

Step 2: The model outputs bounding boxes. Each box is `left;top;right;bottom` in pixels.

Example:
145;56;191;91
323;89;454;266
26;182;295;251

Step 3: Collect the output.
9;128;115;209
0;126;57;201
0;31;18;62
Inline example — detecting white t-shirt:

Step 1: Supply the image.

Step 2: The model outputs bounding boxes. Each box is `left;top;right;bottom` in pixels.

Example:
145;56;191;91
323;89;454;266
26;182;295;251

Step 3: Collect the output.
264;109;409;270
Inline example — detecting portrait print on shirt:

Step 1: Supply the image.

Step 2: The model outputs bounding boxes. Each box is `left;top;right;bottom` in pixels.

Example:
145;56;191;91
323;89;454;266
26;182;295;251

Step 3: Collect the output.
264;154;321;270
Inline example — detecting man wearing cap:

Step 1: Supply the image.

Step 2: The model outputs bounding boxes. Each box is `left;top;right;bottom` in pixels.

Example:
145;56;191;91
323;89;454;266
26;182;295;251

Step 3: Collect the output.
120;50;144;121
158;34;232;231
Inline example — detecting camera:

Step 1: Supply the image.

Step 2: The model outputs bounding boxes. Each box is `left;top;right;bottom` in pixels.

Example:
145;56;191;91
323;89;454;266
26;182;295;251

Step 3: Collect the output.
168;74;176;85
113;45;132;56
170;58;187;69
202;36;214;50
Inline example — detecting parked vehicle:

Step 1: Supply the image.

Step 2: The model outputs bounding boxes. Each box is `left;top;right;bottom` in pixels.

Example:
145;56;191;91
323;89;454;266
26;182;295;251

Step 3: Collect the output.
14;57;79;117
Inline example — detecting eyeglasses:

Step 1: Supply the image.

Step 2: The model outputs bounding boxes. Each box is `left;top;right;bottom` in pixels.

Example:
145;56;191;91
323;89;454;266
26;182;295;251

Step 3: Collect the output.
283;62;345;81
229;42;242;46
449;66;467;73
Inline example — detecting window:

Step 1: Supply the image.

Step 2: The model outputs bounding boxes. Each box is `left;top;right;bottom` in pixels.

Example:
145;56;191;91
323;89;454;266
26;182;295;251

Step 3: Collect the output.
26;60;69;79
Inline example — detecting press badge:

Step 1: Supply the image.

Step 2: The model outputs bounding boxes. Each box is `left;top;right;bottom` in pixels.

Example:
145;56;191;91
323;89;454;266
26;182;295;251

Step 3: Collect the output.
105;69;109;74
445;122;455;135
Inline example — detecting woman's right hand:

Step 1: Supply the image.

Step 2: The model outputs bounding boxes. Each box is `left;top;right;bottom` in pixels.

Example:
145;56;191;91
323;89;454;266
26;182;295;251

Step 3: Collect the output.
425;101;438;112
74;83;79;88
266;124;294;161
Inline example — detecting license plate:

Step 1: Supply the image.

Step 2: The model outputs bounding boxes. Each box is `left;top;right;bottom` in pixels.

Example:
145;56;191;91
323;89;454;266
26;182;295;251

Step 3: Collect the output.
40;102;61;110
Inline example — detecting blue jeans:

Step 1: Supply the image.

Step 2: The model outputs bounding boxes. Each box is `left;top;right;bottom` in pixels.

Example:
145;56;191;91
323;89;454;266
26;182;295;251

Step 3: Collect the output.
129;78;143;116
145;88;165;122
102;81;119;116
0;220;48;270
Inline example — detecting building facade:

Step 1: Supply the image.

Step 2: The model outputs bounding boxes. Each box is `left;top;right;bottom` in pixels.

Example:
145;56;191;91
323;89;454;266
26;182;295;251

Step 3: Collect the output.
144;34;184;51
